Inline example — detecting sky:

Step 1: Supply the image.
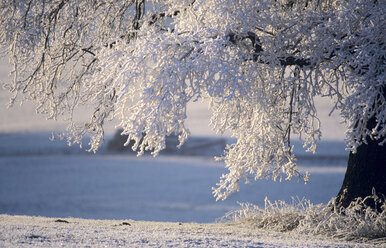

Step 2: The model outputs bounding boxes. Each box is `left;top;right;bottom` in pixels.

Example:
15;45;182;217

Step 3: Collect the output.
0;56;346;140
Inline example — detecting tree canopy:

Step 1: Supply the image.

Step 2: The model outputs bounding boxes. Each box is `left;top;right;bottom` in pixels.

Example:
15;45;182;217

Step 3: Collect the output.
0;0;385;200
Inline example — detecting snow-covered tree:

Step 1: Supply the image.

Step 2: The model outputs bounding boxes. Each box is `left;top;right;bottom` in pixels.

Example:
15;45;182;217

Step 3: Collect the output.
0;0;384;206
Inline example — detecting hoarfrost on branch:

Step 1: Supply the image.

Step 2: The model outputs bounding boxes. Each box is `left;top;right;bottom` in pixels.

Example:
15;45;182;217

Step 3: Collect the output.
0;0;384;200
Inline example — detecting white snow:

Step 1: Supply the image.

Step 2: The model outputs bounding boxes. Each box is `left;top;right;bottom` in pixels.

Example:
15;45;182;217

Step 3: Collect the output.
0;214;380;247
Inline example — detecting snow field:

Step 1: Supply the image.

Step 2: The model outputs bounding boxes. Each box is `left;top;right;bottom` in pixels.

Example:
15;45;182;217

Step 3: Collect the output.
0;214;379;247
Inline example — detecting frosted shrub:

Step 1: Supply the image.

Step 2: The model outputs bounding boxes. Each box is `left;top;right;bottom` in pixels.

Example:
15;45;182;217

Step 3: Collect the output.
221;193;386;244
220;197;324;232
306;193;386;243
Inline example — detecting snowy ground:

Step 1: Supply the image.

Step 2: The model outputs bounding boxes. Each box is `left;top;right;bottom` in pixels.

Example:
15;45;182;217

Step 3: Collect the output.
1;214;382;247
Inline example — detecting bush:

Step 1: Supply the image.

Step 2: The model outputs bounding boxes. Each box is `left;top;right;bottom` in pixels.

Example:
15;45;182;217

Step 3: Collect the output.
220;192;386;244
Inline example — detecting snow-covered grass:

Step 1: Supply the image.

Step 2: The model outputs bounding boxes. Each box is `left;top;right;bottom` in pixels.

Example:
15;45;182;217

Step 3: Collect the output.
220;194;386;245
1;214;382;247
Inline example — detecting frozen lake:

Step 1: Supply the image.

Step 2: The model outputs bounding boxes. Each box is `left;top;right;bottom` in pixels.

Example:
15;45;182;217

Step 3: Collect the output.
0;133;348;223
0;58;350;222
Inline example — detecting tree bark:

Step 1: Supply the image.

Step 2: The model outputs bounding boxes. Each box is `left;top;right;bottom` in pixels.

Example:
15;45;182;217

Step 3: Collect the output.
336;80;386;210
336;131;386;211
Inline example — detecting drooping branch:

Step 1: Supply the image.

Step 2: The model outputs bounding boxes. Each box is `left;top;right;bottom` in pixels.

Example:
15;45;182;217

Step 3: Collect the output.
278;56;311;67
228;31;311;67
149;10;181;26
133;0;145;32
148;0;196;27
81;47;96;56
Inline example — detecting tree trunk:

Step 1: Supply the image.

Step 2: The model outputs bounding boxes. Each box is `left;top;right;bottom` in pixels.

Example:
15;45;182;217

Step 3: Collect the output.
336;135;386;211
337;82;386;211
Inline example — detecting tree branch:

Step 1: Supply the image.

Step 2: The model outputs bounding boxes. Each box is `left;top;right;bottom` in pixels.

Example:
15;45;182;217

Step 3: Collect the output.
81;47;96;57
133;0;145;31
228;31;311;67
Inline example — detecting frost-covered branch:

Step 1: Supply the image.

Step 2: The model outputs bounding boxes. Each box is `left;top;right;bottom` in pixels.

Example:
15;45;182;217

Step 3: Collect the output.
227;31;311;67
0;0;384;200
